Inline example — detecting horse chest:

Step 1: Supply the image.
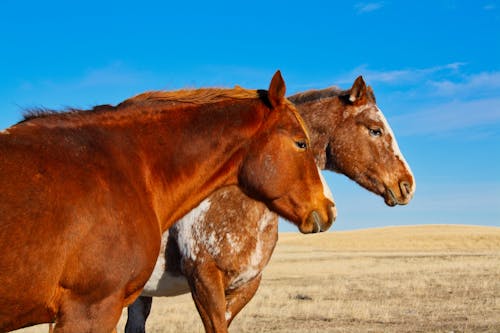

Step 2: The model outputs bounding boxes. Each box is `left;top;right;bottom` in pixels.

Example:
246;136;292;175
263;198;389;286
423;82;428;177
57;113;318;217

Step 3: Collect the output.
226;209;277;290
174;198;278;291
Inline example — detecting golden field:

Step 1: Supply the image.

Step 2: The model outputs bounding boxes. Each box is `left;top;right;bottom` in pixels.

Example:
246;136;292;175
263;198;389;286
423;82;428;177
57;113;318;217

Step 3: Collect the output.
15;225;500;333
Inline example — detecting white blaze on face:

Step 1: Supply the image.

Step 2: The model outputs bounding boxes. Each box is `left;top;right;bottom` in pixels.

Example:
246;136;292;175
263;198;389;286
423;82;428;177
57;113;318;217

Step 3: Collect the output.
317;166;334;203
375;106;416;193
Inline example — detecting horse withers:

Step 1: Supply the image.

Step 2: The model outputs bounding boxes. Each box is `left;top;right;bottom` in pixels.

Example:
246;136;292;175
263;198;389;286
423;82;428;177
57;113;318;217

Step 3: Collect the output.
0;71;335;332
125;76;415;333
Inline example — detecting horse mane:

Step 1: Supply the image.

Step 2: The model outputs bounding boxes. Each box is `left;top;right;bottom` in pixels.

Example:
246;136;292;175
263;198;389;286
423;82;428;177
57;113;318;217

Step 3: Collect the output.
19;87;262;124
119;86;309;141
118;87;260;107
20;105;116;124
289;85;376;105
288;86;348;105
22;108;62;122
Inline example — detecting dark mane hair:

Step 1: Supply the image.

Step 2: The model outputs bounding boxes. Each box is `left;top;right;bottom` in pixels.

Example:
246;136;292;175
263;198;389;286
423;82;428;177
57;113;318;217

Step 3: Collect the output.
20;105;115;124
288;87;348;105
22;108;61;122
289;85;377;105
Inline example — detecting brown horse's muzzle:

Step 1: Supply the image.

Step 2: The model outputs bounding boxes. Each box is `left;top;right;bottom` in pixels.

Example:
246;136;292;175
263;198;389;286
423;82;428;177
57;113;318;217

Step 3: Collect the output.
300;201;336;234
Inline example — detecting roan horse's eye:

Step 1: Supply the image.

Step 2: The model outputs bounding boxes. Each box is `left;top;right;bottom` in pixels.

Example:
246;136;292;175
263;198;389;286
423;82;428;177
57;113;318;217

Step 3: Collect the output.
369;128;383;137
295;140;308;150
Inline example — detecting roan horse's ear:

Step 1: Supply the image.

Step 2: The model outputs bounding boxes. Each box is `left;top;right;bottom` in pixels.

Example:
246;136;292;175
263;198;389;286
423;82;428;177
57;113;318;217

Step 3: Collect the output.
349;76;367;103
268;70;287;108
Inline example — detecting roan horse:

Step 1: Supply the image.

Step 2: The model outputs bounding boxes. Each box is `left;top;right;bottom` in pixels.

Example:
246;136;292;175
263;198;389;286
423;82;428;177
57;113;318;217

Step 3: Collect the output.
124;76;416;333
0;71;336;332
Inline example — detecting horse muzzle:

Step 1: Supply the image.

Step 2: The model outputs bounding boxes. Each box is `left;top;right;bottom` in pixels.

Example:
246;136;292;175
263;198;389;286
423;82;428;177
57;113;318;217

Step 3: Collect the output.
384;180;415;206
300;201;336;234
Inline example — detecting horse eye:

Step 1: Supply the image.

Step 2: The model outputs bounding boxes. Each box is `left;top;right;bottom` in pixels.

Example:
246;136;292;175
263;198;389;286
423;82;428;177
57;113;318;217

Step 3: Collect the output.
369;128;383;137
295;140;307;149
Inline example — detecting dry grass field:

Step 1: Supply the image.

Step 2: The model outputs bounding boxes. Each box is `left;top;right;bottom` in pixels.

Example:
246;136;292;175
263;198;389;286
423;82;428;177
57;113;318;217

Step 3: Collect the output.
14;225;500;333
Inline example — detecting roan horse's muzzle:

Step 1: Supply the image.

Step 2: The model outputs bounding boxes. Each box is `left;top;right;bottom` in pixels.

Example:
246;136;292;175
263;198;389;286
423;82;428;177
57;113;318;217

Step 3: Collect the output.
385;180;415;206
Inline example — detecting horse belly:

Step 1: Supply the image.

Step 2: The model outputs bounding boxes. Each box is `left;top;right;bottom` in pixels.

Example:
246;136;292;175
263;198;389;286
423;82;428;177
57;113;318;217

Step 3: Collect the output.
140;230;190;297
141;271;190;297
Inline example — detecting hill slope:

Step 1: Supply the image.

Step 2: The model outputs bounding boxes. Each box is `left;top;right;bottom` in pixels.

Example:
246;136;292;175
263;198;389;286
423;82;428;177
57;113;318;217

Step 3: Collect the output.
278;224;500;252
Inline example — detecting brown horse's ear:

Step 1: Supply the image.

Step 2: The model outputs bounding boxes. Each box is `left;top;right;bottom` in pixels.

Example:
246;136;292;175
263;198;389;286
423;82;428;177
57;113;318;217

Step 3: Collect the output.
349;76;367;103
268;70;286;108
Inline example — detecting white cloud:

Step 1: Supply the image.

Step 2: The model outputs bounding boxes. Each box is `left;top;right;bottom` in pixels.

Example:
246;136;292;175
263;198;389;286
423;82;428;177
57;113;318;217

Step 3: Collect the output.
293;64;500;139
348;65;500;102
390;97;500;136
428;71;500;97
338;63;466;85
291;63;467;92
354;2;385;14
331;65;500;138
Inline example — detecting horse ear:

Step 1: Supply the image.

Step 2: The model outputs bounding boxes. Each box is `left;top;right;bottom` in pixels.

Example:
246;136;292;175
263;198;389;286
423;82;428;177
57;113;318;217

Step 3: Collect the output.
268;70;286;108
349;76;367;103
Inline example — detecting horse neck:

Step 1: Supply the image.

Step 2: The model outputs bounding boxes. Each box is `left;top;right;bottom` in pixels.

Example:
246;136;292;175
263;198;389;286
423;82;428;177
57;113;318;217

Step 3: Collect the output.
135;102;264;232
294;96;344;170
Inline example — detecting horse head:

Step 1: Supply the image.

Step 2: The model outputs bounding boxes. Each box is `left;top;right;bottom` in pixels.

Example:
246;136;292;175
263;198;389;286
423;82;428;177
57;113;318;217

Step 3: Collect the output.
238;71;336;233
324;76;415;206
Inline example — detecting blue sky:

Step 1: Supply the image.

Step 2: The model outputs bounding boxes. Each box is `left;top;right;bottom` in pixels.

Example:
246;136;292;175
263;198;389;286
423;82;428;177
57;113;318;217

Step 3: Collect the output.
1;1;499;231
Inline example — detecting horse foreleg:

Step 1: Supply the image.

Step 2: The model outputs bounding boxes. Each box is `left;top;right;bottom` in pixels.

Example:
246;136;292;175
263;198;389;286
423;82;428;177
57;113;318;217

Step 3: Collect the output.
224;274;262;326
124;296;153;333
189;263;227;333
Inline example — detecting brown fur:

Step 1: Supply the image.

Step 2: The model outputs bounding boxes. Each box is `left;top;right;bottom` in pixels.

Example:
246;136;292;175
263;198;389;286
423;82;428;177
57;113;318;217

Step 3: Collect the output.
125;76;415;333
0;71;334;332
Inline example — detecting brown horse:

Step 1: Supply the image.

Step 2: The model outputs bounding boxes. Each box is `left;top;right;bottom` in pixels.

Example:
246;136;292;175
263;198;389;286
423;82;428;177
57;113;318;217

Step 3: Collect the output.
0;71;335;332
125;76;415;333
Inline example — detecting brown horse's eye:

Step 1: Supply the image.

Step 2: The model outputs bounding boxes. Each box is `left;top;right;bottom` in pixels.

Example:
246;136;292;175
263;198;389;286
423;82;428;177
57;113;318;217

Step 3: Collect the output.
295;140;307;150
369;128;383;137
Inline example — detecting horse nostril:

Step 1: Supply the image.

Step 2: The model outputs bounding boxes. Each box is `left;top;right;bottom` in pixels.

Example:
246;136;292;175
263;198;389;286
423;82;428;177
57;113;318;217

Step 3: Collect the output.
400;181;411;197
